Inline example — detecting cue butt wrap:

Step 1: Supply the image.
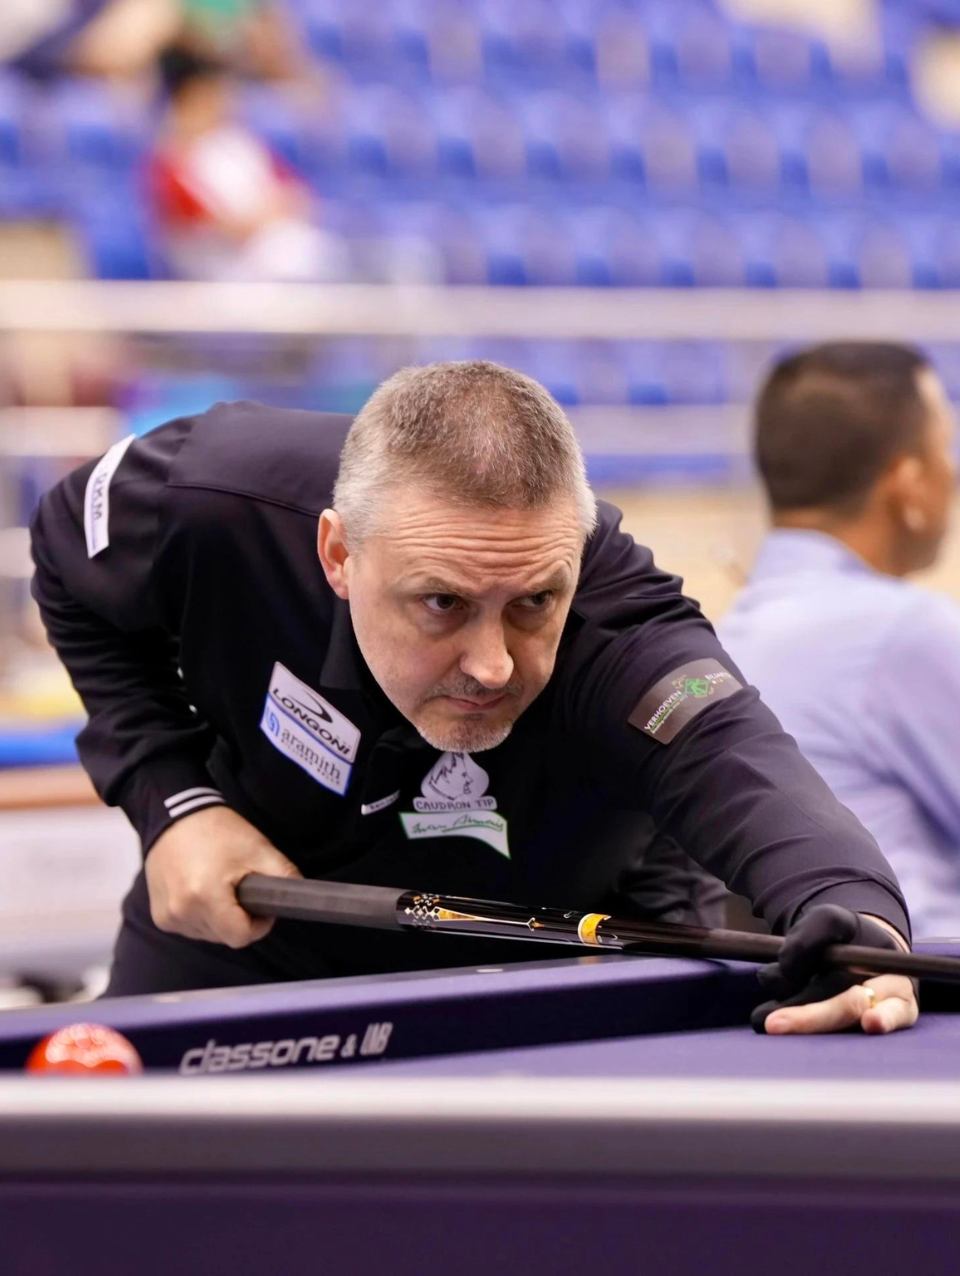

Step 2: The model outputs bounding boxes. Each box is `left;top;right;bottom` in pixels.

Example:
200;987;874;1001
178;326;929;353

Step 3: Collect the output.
237;875;404;930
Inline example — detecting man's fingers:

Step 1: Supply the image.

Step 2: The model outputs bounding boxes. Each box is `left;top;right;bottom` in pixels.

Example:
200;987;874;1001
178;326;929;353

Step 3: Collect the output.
765;976;918;1036
860;975;919;1035
765;983;866;1034
211;900;276;949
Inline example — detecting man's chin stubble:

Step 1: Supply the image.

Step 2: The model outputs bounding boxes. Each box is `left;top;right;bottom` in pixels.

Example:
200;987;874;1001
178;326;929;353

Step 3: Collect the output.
415;717;515;753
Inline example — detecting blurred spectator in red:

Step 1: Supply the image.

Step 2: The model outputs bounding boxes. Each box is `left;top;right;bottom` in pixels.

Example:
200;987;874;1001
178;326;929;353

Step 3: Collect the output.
147;44;347;281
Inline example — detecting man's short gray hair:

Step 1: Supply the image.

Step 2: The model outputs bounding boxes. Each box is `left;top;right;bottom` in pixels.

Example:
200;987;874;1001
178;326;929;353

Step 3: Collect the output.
333;360;597;546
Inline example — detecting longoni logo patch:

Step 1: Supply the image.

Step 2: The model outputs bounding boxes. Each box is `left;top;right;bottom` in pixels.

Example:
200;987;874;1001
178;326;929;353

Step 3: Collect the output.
266;662;360;761
261;662;362;796
271;687;345;748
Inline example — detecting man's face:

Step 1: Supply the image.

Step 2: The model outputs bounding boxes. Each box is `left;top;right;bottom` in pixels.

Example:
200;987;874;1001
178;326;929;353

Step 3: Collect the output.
320;492;584;752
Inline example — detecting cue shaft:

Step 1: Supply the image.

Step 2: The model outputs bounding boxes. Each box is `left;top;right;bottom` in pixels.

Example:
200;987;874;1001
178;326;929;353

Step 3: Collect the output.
237;874;960;985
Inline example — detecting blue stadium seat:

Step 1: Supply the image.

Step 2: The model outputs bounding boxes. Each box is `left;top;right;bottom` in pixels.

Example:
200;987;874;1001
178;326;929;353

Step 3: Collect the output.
0;73;56;216
793;213;860;289
933;218;960;288
345;85;435;176
655;341;730;404
300;0;347;62
594;335;727;406
430;87;527;179
517;91;608;181
803;109;864;194
850;215;914;288
0;72;28;167
430;89;477;176
46;77;149;170
409;1;484;84
238;86;313;173
623;341;669;405
571;339;631;405
656;209;745;287
68;184;154;279
641;0;736;89
358;200;485;285
564;206;665;287
876;2;926;92
554;0;601;81
845;103;943;190
520;340;582;404
736;213;829;288
606;95;699;189
477;0;571;87
434;207;495;284
821;26;901;97
768;212;913;290
763;104;863;194
482;204;577;284
689;100;780;190
900;215;960;289
365;200;451;282
301;0;404;72
592;4;650;88
732;21;829;92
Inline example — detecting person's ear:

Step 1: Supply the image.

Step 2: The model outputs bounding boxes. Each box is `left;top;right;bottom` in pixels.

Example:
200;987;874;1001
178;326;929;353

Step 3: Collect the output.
318;510;351;599
887;455;929;534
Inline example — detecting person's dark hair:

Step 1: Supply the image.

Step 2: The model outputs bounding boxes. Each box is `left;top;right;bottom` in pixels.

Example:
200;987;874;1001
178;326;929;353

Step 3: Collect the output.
755;342;931;514
157;43;227;101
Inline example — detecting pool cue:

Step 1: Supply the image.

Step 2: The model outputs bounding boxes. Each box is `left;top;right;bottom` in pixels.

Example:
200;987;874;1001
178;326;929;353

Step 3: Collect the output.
236;874;960;986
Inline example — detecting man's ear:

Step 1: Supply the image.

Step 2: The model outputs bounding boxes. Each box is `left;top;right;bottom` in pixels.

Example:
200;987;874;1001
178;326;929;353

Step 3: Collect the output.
318;510;350;599
886;455;929;532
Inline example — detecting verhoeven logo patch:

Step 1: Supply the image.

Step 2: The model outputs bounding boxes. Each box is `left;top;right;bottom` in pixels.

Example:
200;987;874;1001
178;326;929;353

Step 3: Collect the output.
628;658;743;745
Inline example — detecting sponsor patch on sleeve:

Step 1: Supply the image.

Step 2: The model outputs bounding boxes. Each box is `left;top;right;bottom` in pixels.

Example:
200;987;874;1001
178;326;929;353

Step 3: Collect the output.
84;434;135;558
628;658;743;745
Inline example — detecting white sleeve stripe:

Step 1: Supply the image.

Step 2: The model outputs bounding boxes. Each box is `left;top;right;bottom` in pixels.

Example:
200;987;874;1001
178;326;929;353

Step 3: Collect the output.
83;434;136;558
166;794;226;820
164;787;222;809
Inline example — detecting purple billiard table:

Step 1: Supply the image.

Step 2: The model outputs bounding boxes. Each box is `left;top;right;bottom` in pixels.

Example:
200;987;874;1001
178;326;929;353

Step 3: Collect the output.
1;948;959;1276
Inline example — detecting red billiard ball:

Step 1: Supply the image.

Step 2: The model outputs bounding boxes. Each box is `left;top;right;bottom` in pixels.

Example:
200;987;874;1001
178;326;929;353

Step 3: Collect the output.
25;1023;143;1076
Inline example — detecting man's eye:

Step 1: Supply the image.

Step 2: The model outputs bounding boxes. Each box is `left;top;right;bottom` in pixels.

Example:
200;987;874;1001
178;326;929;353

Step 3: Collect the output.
515;591;553;610
423;594;463;614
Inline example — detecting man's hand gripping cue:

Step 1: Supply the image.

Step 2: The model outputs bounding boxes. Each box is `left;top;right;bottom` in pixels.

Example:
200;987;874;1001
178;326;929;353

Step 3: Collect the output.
752;904;919;1036
145;806;302;948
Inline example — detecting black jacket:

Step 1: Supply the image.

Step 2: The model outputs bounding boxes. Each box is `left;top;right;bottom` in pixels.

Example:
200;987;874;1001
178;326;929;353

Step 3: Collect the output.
30;401;910;938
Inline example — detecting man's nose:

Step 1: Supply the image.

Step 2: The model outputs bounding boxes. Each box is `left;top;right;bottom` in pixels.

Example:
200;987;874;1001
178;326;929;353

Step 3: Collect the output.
459;622;515;690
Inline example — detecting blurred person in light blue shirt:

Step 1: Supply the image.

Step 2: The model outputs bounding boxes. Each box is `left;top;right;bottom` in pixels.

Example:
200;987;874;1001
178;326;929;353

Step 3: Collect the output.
720;343;960;937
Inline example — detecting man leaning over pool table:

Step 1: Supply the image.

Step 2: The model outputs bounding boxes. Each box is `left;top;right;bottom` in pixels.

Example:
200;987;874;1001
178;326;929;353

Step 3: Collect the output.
29;360;917;1034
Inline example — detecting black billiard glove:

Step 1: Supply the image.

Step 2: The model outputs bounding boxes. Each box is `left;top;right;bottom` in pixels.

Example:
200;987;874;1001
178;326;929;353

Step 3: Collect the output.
751;904;903;1035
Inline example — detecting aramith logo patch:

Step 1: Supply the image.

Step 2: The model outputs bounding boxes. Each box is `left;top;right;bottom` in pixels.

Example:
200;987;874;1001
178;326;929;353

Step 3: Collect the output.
628;658;743;745
260;662;361;796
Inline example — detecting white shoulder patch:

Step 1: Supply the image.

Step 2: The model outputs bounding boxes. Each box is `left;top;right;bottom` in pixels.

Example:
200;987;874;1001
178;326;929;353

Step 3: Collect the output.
84;434;136;559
